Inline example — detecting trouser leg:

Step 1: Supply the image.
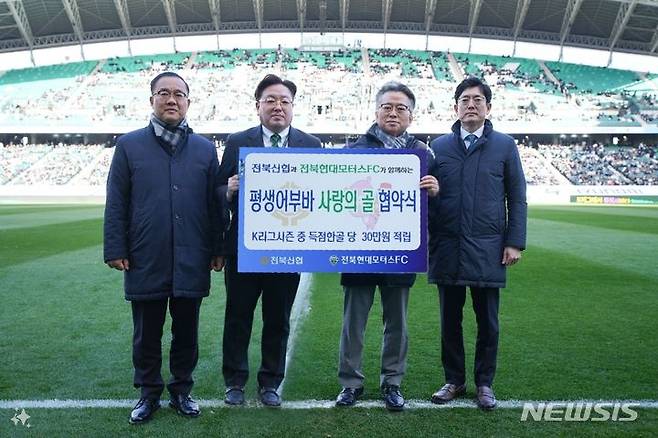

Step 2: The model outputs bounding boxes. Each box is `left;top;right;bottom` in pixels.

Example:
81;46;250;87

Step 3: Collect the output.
438;286;467;385
379;286;410;387
222;257;261;387
258;273;300;389
167;297;202;397
471;287;500;387
132;299;167;399
338;285;376;388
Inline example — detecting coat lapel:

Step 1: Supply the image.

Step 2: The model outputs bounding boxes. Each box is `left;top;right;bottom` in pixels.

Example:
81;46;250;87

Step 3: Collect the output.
247;126;264;147
287;127;299;148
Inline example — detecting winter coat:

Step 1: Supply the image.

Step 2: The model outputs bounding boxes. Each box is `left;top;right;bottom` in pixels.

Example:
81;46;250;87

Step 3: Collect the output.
428;119;526;288
104;125;222;300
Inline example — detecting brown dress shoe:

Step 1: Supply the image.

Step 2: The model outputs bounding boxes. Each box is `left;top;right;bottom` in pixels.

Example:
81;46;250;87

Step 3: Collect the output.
476;386;496;410
431;383;466;404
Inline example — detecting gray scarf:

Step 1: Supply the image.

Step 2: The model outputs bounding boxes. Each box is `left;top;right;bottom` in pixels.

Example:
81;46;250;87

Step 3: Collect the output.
150;114;189;154
372;123;414;149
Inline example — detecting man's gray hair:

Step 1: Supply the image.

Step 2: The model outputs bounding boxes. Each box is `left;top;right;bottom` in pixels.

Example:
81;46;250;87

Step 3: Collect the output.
375;81;416;111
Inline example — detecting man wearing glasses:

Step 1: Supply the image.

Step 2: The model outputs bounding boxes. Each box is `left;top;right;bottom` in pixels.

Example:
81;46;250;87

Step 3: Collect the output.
428;76;527;410
335;81;439;411
104;72;224;424
218;74;321;407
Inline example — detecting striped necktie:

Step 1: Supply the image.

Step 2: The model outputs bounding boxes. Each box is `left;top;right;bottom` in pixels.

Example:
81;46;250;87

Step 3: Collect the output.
270;133;281;148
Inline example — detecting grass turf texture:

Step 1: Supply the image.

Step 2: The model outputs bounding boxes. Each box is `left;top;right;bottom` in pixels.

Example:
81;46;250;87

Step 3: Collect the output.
1;204;657;436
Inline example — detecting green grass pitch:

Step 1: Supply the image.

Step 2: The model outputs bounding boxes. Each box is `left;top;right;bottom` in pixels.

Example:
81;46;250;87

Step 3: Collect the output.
1;204;657;437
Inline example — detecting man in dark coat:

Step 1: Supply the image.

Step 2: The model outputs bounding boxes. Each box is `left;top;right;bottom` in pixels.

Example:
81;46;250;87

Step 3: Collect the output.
218;74;322;407
428;76;527;410
335;82;439;411
104;72;224;424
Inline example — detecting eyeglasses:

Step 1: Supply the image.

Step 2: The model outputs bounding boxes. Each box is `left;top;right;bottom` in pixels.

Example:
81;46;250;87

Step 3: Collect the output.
152;89;188;99
379;103;411;114
259;96;293;107
457;96;486;106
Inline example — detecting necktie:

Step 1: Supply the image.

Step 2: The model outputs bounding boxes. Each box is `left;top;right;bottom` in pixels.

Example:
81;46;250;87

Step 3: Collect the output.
464;134;477;150
270;133;281;148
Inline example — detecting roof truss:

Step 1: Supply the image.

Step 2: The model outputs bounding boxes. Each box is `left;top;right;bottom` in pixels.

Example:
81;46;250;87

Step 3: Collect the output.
650;24;658;53
467;0;483;51
6;0;33;49
0;0;655;58
609;0;638;50
113;0;131;42
559;0;584;59
382;0;392;33
339;0;349;32
297;0;306;32
253;0;263;31
61;0;84;45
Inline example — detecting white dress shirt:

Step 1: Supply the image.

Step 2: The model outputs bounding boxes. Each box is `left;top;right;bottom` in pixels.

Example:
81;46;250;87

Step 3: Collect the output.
261;125;290;148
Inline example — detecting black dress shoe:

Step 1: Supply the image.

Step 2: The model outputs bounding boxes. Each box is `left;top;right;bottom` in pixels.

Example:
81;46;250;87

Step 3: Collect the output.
224;386;245;405
335;387;364;407
382;385;405;411
258;387;282;407
129;398;160;424
169;394;200;417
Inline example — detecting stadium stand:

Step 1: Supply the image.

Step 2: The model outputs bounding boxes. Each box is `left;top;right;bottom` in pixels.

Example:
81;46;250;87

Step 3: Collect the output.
71;147;115;186
101;53;190;73
0;143;53;184
538;143;634;185
7;143;103;186
1;140;656;187
545;61;642;95
600;143;658;185
0;61;97;85
0;47;656;189
454;53;557;94
518;146;570;185
1;48;656;132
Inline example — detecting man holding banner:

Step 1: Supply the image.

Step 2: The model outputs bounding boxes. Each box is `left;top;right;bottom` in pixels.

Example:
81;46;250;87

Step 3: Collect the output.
218;74;321;407
335;82;439;411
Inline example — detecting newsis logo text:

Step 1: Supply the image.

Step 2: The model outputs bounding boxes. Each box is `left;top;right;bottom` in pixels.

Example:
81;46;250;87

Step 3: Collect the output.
521;402;638;422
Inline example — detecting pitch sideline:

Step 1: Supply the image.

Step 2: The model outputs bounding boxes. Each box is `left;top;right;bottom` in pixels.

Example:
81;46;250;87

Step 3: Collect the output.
1;399;657;410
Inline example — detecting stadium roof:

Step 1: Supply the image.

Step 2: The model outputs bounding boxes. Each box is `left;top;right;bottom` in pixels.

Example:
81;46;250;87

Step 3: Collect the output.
0;0;657;59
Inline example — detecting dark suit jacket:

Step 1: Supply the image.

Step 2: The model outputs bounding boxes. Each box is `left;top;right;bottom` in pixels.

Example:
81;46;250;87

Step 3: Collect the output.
218;125;322;256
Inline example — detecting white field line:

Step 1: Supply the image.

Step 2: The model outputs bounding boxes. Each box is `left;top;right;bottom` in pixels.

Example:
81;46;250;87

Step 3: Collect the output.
278;272;314;396
1;399;657;410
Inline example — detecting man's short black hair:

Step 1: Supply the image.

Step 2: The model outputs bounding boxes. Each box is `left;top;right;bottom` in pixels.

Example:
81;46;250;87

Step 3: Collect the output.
375;81;416;111
254;74;297;100
454;76;492;104
150;72;190;94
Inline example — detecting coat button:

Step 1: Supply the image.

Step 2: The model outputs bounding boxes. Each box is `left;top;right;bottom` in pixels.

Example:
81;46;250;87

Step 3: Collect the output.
173;184;179;191
175;214;181;220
